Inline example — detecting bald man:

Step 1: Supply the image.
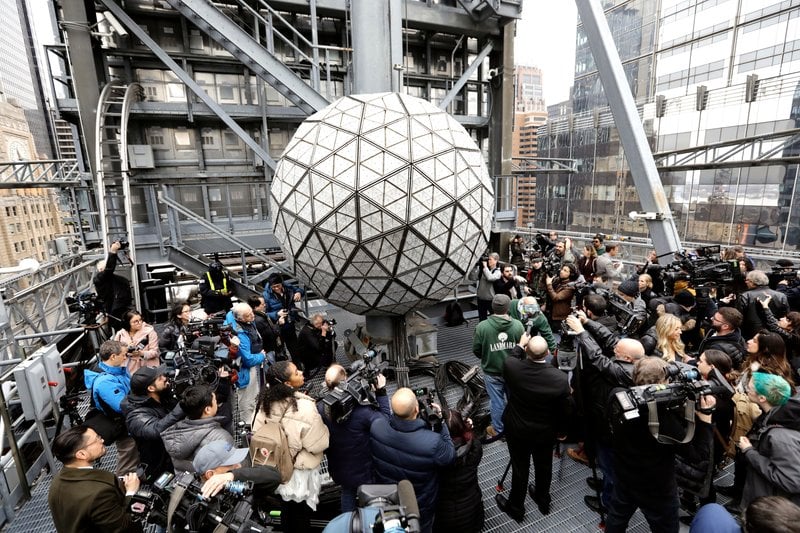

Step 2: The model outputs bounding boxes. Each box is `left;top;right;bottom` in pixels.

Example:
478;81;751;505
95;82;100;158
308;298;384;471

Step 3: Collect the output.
318;364;389;512
496;333;570;521
564;312;644;515
369;387;455;533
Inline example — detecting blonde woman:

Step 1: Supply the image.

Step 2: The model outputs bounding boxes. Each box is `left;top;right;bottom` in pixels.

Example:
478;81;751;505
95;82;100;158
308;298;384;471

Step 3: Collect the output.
654;313;688;363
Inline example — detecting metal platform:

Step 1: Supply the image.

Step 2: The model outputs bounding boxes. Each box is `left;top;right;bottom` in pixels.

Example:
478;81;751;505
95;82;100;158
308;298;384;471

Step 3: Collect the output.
3;304;732;532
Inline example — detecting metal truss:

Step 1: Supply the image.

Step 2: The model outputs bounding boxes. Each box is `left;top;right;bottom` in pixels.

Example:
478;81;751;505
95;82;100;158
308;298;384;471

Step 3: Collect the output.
654;128;800;171
0;160;84;189
511;157;577;173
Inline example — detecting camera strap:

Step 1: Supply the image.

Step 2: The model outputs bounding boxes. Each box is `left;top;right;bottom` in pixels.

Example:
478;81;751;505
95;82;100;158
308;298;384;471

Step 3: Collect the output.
166;482;187;533
646;399;696;444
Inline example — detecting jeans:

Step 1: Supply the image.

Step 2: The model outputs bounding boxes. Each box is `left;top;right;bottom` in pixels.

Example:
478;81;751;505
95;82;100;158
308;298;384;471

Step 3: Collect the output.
484;373;507;433
596;443;615;507
340;486;358;513
605;483;679;533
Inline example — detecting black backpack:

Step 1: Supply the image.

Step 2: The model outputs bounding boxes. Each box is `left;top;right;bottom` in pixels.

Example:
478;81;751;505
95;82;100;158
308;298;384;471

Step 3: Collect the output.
444;302;466;327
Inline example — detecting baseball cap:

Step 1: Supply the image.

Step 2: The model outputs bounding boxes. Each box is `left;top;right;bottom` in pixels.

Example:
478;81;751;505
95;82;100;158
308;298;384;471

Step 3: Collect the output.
193;440;249;474
129;365;168;396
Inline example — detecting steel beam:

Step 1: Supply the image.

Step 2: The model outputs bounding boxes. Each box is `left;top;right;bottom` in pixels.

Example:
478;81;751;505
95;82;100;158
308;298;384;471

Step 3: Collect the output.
98;0;278;171
351;0;403;93
439;40;494;110
575;0;682;260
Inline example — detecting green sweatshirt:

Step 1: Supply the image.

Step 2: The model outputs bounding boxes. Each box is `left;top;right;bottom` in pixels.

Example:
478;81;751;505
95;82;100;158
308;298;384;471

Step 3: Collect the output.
472;314;524;376
508;299;558;352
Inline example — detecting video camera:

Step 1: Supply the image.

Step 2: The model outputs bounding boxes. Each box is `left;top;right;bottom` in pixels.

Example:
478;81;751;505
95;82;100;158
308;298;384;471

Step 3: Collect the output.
661;246;739;291
413;387;443;433
770;264;799;287
556;309;580;371
187;316;233;343
320;329;388;423
322;482;421;533
578;285;645;336
65;290;103;325
129;471;270;532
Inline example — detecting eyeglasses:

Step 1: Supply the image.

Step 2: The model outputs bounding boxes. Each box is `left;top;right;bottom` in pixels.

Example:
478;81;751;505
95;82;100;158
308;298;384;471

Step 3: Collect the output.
81;435;104;450
130;319;142;324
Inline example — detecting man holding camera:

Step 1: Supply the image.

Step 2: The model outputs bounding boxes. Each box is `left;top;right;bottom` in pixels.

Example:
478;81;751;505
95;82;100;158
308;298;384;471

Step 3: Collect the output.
297;313;336;376
495;334;570;521
263;273;304;357
93;240;133;331
468;252;502;322
369;387;455;533
48;426;142;533
193;440;280;501
225;303;266;426
121;365;185;482
319;364;390;512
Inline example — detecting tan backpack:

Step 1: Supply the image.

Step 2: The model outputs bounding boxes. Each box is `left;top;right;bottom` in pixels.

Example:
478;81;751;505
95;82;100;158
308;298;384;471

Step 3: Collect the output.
249;407;295;483
725;391;761;458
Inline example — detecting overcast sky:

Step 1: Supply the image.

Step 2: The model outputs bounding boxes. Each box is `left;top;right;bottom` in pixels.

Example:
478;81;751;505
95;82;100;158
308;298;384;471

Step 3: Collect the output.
514;3;578;106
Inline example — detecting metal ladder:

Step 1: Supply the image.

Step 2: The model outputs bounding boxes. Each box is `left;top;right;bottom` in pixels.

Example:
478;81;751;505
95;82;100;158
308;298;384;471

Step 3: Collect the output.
94;83;142;307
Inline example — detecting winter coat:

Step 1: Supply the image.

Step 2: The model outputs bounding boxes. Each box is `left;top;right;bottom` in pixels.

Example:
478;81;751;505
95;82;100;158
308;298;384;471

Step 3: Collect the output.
508;298;557;352
48;467;142;533
318;391;390;489
224;314;264;389
199;271;233;314
468;263;501;301
161;416;233;473
121;393;185;481
297;322;335;371
674;421;715;497
84;361;130;414
262;282;304;330
253;391;329;470
595;254;623;282
471;314;524;376
735;287;790;339
158;321;187;353
697;329;747;369
370;416;455;533
545;278;575;321
433;437;484;533
113;324;160;375
577;255;596;283
740;396;800;510
762;307;800;373
92;252;132;318
640;325;657;355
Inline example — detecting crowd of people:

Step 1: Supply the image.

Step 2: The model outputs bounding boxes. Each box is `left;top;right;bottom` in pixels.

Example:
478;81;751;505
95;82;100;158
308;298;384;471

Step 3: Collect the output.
45;236;800;533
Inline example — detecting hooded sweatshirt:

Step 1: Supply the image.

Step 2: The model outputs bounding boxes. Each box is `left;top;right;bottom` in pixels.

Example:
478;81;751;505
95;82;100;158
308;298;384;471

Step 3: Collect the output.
472;314;524;376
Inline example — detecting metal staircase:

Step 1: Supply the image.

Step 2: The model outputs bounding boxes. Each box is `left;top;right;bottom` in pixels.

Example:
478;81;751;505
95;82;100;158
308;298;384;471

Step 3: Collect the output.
95;82;142;306
457;0;523;22
164;0;329;115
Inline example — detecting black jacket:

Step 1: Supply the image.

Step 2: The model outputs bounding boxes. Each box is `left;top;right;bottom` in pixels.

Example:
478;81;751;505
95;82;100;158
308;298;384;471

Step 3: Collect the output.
253;310;282;355
674;421;715;497
297;322;334;371
121;393;185;481
762;307;800;375
434;437;484;532
696;329;747;369
502;348;571;441
92;252;132;317
735;287;790;339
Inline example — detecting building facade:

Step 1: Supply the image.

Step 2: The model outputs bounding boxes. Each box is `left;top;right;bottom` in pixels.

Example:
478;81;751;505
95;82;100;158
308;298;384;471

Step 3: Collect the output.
538;0;800;253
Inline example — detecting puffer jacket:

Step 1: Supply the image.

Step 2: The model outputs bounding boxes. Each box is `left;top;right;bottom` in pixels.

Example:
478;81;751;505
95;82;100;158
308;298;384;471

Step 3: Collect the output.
161;416;233;473
697;329;746;370
675;421;715;497
433;437;484;533
84;361;130;414
113;324;160;375
121;393;185;481
253;392;329;470
546;279;575;321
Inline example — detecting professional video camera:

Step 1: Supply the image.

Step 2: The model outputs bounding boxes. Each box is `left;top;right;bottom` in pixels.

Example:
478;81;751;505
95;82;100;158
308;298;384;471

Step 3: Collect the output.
413;387;443;433
322;482;421;533
556;310;580;371
65;290;103;325
128;471;270;532
661;245;739;292
541;255;562;277
164;331;236;398
320;329;388;423
611;361;717;443
578;285;644;336
187;316;232;342
118;238;130;251
770;264;800;287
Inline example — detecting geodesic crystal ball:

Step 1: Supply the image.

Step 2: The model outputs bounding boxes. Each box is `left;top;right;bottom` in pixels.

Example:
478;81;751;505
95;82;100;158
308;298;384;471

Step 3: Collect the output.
270;92;493;316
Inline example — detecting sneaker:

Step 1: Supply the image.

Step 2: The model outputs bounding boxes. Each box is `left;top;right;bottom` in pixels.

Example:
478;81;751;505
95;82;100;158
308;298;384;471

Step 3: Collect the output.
567;447;590;466
486;425;499;437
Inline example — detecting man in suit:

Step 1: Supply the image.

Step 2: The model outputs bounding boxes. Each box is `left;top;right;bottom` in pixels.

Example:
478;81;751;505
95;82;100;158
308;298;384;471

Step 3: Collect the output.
495;334;571;521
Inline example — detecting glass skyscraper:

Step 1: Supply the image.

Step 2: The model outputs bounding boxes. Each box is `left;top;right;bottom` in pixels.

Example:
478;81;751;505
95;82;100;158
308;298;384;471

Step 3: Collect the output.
538;0;800;253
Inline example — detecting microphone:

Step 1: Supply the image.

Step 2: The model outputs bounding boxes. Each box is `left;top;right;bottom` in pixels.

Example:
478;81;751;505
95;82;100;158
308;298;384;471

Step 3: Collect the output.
397;479;421;533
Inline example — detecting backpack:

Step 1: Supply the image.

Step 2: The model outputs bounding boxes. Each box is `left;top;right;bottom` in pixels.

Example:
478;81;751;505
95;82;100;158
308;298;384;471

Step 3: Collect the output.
724;391;761;459
444;302;466;327
249;407;295;483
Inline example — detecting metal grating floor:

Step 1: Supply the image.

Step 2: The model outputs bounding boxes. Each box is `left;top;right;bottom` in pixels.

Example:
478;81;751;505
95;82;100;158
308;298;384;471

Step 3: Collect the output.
3;305;734;532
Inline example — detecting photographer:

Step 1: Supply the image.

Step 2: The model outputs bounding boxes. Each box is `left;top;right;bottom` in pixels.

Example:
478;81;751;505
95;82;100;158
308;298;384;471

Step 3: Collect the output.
546;238;576;268
161;384;233;473
369;387;455;533
493;264;527;300
495;334;570;522
545;263;579;331
774;259;800;310
199;261;233;315
297;313;336;375
615;279;648;336
565;313;644;513
93;239;133;331
113;310;160;375
193;440;280;501
468;252;502;322
247;295;284;362
158;302;192;353
759;295;800;372
525;254;548;306
509;234;526;272
262;273;304;357
318;364;390;512
224;303;265;426
48;426;142;533
604;358;716;533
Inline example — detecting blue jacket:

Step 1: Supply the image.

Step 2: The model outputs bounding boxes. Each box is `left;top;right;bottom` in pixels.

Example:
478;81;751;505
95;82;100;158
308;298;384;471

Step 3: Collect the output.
262;282;304;328
224;313;265;389
84;361;130;414
319;392;390;489
370;416;455;533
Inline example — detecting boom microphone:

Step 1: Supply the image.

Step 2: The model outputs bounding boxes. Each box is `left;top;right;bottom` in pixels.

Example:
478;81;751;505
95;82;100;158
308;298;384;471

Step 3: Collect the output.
397;480;421;533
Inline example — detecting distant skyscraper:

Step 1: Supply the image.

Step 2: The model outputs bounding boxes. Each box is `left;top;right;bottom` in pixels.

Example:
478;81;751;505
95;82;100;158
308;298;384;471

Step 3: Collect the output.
0;0;53;158
539;0;800;253
513;66;547;227
514;65;545;112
